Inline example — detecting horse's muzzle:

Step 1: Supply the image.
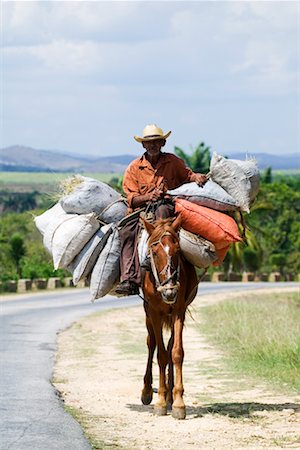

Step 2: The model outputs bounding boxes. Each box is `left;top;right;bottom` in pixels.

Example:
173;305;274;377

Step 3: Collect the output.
158;284;179;304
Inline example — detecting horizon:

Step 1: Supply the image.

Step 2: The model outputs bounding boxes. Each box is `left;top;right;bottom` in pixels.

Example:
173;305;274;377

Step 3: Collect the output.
2;2;299;157
1;143;299;160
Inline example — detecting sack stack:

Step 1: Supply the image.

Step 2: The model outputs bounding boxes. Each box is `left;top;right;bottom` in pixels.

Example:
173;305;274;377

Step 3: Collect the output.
35;175;127;300
165;152;259;267
35;154;259;300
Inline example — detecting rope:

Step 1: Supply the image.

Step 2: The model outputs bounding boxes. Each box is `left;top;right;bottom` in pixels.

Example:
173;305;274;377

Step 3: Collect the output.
97;197;128;223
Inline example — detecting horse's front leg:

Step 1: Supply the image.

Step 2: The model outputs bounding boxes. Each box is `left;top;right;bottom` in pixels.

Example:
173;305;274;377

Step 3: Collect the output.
153;318;168;415
172;314;186;419
166;327;174;408
141;316;156;405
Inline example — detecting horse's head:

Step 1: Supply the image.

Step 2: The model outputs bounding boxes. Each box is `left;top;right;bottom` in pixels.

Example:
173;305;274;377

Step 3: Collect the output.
141;215;182;305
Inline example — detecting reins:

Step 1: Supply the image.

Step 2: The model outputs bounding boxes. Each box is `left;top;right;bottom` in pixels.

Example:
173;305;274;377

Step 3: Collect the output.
148;231;180;294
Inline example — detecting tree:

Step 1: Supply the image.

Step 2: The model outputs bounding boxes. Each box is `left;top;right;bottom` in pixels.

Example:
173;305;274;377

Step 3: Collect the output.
174;142;211;173
246;180;300;275
262;167;273;184
9;233;26;276
243;248;260;273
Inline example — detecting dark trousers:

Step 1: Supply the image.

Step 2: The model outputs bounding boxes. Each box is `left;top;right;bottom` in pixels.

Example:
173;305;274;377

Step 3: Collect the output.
119;202;175;285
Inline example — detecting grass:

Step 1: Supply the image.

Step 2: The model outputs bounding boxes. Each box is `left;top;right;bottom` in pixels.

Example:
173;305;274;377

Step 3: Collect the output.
64;405;119;449
198;292;300;392
273;169;300;176
0;171;122;186
271;435;300;447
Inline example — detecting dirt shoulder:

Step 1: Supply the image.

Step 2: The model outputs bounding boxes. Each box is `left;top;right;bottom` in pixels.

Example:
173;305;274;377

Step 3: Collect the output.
53;287;300;450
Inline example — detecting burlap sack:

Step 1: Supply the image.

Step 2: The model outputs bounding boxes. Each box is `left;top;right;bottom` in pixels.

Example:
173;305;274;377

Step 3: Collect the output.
44;213;100;269
68;224;113;285
90;226;121;300
168;180;238;212
210;152;260;213
34;203;67;236
179;229;217;268
60;175;124;218
175;198;242;249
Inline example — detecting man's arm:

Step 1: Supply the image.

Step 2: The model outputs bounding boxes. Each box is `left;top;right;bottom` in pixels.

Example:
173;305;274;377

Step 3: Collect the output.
123;162;166;210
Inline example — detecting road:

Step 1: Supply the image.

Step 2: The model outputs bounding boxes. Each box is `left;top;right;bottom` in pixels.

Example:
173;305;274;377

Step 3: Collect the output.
1;282;298;450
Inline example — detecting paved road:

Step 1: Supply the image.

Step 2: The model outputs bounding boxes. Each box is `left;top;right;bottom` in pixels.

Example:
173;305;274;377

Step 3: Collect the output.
1;282;298;450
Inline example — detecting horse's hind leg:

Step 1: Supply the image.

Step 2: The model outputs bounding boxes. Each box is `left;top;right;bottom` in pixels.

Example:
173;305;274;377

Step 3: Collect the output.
172;315;186;420
141;316;156;405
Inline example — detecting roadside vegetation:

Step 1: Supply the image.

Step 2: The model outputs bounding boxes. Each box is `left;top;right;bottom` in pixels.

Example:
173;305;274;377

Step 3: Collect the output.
199;292;300;392
0;145;299;291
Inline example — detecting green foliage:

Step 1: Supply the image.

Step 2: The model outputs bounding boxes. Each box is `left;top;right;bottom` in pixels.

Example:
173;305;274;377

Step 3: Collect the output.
246;179;300;275
243;248;260;273
0;210;70;283
262;167;273;184
108;176;124;195
0;170;299;286
9;233;26;276
174;142;211;173
200;293;300;392
0;191;39;213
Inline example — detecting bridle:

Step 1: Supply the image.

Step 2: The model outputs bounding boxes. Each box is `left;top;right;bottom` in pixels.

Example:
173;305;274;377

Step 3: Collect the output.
148;231;180;297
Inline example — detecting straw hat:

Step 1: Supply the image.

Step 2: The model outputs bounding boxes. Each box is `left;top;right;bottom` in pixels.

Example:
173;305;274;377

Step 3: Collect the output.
134;124;171;143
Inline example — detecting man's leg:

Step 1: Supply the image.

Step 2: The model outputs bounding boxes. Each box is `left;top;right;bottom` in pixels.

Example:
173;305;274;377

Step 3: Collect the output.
115;215;141;295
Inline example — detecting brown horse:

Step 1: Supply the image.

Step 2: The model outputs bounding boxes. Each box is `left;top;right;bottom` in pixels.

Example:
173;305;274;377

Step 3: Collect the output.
140;215;198;419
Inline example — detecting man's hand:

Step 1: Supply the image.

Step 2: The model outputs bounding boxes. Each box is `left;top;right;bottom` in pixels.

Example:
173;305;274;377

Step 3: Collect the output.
149;187;164;201
193;173;208;187
131;187;165;209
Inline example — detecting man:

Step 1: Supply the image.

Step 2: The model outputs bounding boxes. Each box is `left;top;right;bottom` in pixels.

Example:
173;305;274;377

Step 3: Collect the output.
115;124;207;296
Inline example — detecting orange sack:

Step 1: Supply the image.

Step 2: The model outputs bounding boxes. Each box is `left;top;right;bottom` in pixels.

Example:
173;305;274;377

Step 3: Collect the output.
175;198;242;250
213;245;231;266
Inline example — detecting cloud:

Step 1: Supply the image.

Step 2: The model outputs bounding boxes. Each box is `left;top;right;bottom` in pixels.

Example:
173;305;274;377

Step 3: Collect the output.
2;1;173;46
1;1;299;155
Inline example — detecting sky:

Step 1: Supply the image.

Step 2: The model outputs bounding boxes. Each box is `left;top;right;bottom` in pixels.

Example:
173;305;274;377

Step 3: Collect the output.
1;0;299;158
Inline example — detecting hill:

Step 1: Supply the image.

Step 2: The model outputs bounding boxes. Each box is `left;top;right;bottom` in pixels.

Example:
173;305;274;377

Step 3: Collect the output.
0;145;298;172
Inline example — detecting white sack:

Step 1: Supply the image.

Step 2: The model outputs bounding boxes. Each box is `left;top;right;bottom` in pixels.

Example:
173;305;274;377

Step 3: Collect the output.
68;224;113;285
43;213;79;255
34;203;67;236
90;226;121;300
167;180;238;212
59;175;123;217
210;152;260;213
45;213;100;270
138;228;149;265
138;227;217;269
234;159;260;202
179;229;217;268
97;198;128;223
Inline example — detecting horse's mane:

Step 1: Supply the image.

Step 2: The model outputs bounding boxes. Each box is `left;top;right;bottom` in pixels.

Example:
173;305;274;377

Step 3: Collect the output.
148;218;179;244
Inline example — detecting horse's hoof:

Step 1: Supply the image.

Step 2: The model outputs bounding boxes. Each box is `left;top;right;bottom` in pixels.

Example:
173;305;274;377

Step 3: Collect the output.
167;401;172;411
154;405;167;416
172;406;186;420
141;390;153;405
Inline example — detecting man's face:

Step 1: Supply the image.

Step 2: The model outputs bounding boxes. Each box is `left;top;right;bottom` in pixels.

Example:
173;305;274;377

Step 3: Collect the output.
142;139;165;155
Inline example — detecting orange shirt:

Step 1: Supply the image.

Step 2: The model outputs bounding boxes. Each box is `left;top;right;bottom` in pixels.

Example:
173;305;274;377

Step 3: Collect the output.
123;152;195;210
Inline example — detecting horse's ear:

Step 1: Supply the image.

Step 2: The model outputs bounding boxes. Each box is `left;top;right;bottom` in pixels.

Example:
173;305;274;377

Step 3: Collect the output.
140;217;155;235
172;214;182;232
